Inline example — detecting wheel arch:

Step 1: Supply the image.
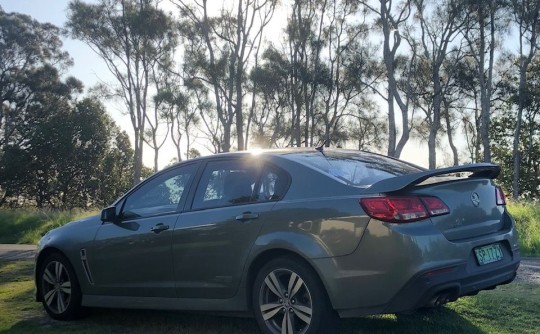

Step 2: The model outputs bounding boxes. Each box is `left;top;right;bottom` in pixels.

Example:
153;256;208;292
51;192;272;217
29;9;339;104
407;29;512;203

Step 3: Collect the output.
35;247;69;302
245;248;334;311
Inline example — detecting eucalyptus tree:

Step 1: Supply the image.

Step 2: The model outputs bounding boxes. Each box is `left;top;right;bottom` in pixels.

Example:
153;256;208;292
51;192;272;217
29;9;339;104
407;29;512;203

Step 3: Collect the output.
510;0;540;200
410;0;466;168
0;91;135;208
157;78;205;161
317;0;379;148
285;0;328;147
249;46;292;148
172;0;277;152
145;67;174;172
460;0;510;163
0;7;72;149
359;0;415;158
179;82;204;160
0;66;83;207
347;101;388;151
97;129;135;207
67;0;178;184
491;102;540;200
451;56;482;162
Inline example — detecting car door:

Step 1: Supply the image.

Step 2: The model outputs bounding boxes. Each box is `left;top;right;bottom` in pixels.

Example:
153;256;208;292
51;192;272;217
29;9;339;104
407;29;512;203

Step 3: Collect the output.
172;159;289;299
89;163;198;297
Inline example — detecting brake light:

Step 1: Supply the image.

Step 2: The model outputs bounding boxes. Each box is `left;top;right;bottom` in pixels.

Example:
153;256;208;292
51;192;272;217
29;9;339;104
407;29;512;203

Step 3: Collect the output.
495;186;506;206
360;196;449;223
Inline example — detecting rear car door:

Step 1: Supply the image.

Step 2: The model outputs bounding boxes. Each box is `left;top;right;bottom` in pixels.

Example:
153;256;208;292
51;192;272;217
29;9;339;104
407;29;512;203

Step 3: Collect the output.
172;158;289;299
89;163;198;297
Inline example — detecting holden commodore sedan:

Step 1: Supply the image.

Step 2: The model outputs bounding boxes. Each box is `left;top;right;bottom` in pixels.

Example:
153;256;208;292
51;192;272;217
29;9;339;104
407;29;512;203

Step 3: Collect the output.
35;148;520;334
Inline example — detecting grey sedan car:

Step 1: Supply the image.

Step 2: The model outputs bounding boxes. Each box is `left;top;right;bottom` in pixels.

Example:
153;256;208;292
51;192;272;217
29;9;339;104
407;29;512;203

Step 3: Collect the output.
35;148;520;334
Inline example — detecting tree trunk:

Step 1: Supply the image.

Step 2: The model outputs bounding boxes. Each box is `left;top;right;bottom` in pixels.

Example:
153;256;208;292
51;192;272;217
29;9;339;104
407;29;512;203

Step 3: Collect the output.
444;103;459;166
511;0;540;200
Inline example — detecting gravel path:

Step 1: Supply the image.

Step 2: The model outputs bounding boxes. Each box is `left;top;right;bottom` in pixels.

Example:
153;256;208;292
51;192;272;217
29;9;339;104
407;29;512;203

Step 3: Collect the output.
0;244;36;261
1;244;539;284
515;258;540;285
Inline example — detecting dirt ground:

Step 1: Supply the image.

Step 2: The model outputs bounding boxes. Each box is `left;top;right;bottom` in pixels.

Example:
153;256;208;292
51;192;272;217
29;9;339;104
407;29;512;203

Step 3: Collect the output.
515;258;540;284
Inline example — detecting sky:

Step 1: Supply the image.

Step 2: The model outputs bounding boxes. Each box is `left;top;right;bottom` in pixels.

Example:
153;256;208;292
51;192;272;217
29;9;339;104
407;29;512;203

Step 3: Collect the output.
1;0;432;169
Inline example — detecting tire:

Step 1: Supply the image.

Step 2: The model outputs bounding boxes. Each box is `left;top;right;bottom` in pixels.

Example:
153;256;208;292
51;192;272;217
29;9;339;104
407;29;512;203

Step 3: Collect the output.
38;253;83;320
252;256;339;334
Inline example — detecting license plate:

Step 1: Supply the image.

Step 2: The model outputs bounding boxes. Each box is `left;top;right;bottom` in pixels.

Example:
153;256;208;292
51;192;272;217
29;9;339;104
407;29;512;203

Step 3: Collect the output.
474;243;504;266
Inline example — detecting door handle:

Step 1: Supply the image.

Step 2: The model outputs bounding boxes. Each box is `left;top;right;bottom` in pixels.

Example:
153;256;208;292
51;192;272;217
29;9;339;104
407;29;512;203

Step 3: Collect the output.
235;212;259;222
150;223;169;234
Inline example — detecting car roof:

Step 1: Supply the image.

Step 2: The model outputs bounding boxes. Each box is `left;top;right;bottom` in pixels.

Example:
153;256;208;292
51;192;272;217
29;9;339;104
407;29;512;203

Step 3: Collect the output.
166;147;389;166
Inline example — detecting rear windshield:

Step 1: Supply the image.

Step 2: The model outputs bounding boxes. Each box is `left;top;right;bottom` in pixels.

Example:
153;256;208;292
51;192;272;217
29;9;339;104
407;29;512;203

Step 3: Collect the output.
287;150;423;187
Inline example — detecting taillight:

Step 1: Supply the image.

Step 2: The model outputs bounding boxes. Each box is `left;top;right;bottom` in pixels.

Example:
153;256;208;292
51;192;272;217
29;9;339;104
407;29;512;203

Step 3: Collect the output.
360;196;449;223
495;186;506;206
421;196;450;216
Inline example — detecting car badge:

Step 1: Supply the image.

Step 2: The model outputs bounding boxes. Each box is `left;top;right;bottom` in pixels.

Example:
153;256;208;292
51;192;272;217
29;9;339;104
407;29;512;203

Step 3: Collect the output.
471;192;480;207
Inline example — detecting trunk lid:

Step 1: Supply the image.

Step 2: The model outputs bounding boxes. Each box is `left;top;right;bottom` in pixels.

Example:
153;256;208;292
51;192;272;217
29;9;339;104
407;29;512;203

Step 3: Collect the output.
362;164;505;240
411;178;504;240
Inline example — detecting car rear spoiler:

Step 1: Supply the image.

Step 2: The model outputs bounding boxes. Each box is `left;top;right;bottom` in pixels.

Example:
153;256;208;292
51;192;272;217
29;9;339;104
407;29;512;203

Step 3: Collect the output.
362;163;500;194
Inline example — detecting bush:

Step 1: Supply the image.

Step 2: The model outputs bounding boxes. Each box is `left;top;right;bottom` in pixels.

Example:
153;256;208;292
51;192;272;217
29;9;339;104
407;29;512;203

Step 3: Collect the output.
0;209;97;244
508;202;540;257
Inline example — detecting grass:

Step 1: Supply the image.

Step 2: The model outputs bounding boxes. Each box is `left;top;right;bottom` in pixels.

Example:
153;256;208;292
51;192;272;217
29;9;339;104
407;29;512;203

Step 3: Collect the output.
0;209;98;244
1;260;539;334
507;202;540;257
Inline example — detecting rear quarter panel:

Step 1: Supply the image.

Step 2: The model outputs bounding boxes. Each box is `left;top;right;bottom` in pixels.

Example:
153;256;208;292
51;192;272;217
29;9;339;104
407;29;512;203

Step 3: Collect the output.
254;197;370;258
254;155;370;259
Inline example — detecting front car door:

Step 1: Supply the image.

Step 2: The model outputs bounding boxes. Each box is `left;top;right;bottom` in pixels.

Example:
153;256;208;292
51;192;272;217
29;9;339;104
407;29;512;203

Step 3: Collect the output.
88;163;198;297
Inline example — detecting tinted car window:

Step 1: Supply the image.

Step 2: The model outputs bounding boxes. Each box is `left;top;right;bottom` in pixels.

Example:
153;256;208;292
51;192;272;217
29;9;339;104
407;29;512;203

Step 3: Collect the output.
288;151;422;186
122;164;196;219
192;160;257;210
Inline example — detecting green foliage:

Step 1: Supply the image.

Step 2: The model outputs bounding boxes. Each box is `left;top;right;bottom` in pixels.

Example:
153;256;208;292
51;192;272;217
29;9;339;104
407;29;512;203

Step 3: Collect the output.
508;202;540;256
0;8;136;209
66;0;178;183
0;209;97;244
491;102;540;200
0;95;135;208
0;8;74;150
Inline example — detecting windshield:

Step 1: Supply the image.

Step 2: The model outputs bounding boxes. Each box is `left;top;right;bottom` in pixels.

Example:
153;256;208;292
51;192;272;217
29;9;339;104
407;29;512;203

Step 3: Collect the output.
287;150;423;187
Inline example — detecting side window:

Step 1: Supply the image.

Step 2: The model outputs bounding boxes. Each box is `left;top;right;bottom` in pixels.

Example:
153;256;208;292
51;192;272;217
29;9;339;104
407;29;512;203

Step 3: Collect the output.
122;164;197;219
256;166;289;202
192;160;257;210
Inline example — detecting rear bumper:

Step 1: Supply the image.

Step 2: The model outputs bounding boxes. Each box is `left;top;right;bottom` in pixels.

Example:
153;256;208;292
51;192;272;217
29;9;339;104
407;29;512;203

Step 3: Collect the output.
330;256;520;318
378;256;520;315
312;217;521;318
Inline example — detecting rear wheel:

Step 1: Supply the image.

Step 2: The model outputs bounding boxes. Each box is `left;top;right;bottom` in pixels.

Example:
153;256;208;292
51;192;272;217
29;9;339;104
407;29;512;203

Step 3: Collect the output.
252;257;339;334
39;253;83;320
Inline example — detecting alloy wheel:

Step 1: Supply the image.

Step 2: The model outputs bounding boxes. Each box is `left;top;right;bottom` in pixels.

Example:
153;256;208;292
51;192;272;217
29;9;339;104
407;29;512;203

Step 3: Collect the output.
258;268;313;334
41;260;72;315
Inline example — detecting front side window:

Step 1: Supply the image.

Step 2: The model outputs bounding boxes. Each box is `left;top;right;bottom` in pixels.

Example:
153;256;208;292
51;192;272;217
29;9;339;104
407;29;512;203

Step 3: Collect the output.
192;160;258;210
122;164;197;219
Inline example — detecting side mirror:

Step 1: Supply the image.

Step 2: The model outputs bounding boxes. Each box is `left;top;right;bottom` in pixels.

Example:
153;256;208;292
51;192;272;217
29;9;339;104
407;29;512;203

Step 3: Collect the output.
101;206;118;223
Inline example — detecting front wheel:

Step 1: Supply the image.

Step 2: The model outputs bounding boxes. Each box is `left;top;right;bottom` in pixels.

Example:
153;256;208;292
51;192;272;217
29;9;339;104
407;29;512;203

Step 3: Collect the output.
39;253;83;320
252;257;339;334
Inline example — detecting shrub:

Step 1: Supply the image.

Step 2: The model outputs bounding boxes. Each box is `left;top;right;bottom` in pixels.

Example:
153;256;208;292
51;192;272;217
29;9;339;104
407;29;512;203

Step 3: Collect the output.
508;202;540;257
0;209;97;244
